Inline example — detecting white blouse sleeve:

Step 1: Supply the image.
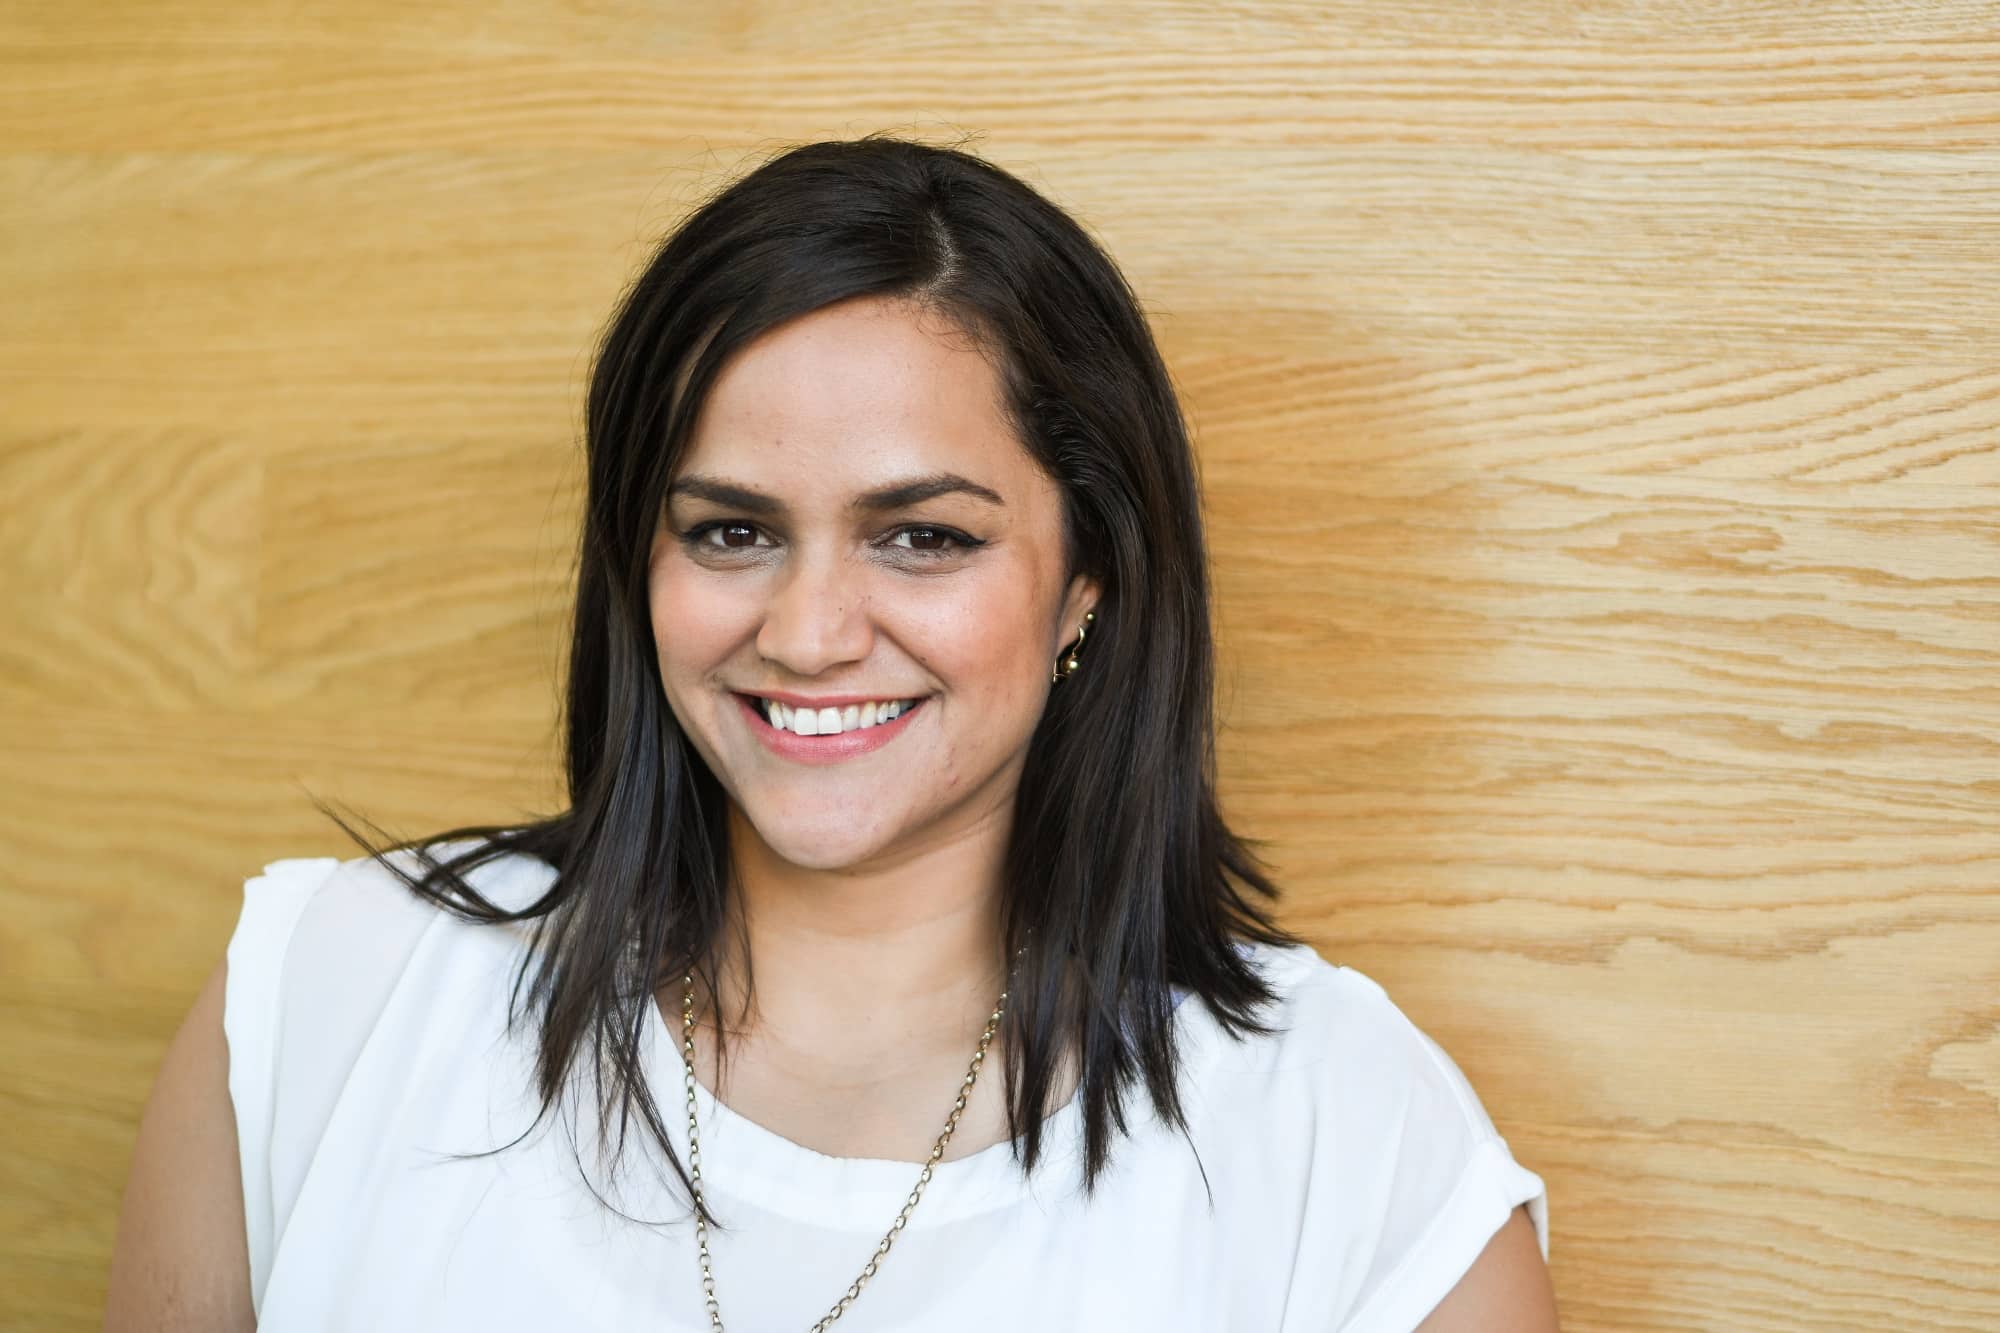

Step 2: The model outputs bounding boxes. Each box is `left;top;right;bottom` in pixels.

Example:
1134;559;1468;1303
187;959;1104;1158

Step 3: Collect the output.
222;849;449;1317
1321;969;1551;1333
222;855;342;1316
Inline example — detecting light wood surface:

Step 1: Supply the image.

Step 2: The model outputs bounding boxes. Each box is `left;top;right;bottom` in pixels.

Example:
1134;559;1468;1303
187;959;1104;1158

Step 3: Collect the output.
4;3;1996;1328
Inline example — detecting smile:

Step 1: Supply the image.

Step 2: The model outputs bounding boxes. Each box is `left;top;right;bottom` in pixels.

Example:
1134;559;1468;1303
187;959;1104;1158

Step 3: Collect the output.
733;692;929;765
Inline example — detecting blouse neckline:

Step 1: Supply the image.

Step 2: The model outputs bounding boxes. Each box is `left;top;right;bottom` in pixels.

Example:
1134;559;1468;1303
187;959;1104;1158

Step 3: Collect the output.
638;983;1098;1229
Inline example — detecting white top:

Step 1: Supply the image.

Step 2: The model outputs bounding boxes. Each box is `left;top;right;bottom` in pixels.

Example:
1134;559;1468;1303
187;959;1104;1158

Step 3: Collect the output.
225;842;1549;1331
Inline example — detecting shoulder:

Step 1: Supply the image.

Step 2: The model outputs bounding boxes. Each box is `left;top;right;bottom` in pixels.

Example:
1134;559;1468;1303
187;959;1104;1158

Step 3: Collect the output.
1249;944;1499;1124
239;836;557;936
1214;940;1480;1093
227;836;560;1107
233;836;558;982
222;836;558;1310
1224;932;1504;1120
1197;941;1551;1329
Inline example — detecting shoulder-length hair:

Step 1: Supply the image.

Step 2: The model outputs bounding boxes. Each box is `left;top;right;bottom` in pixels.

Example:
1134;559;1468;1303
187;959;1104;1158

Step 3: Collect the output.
322;132;1307;1228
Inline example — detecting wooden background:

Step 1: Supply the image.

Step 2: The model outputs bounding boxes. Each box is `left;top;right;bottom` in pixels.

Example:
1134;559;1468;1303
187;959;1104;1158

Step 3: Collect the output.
4;2;1997;1328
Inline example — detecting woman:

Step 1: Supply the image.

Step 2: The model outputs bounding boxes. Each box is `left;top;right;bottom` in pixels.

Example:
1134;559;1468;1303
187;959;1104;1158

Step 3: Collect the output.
107;135;1557;1331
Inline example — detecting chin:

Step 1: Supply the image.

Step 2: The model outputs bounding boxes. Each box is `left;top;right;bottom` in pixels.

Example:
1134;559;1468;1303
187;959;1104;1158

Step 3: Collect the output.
744;808;904;871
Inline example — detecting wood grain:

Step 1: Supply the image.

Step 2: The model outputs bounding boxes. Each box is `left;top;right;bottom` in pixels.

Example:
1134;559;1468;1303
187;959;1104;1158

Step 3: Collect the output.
3;3;1996;1328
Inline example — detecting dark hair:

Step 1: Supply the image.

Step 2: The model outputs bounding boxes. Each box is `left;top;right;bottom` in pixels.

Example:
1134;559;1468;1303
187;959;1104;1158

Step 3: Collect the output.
319;132;1306;1229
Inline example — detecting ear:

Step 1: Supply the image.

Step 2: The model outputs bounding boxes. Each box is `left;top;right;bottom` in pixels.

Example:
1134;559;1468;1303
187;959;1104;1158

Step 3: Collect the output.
1057;572;1101;648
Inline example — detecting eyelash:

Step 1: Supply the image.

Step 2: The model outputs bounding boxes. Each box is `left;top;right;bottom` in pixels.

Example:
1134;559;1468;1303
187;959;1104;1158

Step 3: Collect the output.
677;520;986;562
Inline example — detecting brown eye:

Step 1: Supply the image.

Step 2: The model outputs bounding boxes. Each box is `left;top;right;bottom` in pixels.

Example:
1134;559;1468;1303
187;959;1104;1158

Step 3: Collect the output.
884;524;983;559
678;520;772;554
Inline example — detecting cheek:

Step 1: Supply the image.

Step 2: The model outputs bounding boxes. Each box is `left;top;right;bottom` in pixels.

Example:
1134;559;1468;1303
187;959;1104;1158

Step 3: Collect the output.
920;586;1049;714
647;563;748;674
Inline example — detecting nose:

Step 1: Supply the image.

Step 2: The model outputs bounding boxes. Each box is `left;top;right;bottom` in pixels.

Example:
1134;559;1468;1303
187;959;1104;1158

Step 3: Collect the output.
754;543;875;678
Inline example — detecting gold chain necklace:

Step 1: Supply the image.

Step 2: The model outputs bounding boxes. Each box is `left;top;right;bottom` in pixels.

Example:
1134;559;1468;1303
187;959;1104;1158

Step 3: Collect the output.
677;948;1024;1332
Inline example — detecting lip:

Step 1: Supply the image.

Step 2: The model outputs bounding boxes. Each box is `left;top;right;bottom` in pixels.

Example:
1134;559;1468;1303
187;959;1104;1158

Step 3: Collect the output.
740;688;926;709
734;692;929;766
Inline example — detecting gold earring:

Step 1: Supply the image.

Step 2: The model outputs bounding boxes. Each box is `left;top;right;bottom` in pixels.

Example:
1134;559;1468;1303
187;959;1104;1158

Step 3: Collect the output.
1052;611;1095;682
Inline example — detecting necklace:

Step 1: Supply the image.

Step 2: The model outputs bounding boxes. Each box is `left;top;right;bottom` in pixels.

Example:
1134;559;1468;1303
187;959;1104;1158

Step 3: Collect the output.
677;948;1023;1332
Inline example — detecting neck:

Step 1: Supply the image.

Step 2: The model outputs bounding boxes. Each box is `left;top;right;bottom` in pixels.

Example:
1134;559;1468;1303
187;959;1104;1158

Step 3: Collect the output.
703;800;1016;1071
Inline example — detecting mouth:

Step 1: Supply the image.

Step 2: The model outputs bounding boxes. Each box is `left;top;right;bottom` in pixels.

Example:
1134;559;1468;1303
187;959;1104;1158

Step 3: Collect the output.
732;692;929;739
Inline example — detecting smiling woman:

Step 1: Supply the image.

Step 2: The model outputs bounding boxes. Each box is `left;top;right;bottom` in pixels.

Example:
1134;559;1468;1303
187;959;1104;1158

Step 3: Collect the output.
105;134;1556;1332
650;294;1098;900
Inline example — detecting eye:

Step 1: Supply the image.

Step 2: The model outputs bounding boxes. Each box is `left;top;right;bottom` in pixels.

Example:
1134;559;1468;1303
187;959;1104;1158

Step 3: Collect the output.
884;525;981;557
681;520;771;551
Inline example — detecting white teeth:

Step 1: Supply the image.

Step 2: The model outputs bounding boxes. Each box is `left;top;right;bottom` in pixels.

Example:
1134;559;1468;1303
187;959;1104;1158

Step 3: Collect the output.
756;696;918;735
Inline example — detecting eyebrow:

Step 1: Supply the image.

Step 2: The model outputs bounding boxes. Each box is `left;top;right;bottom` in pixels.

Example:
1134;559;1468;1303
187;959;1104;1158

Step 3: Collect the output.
665;471;1006;515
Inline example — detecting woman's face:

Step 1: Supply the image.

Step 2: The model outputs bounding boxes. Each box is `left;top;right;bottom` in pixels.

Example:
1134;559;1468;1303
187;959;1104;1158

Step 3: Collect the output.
648;294;1099;873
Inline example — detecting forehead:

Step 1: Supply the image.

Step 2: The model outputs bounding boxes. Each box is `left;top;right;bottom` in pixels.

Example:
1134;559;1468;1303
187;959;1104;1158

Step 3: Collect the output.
676;296;1031;487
